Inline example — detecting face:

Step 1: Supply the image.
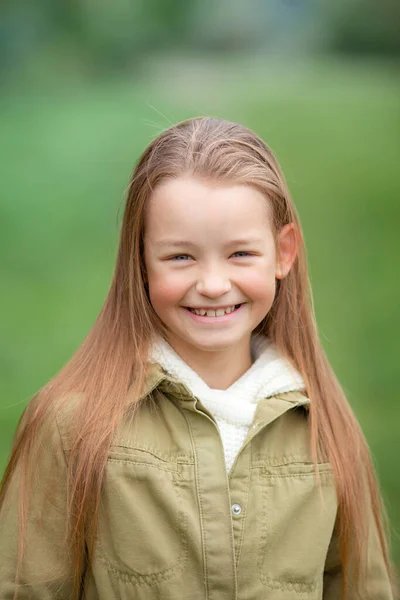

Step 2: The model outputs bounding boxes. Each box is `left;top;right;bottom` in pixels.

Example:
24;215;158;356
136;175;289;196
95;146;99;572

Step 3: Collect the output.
144;177;296;362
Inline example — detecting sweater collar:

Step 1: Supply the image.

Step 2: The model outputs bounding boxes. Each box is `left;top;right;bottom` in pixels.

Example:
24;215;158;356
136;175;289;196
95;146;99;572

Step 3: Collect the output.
148;334;306;417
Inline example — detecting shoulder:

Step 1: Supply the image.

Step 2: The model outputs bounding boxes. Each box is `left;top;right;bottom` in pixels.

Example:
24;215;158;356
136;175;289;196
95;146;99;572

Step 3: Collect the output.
51;391;86;453
21;389;86;457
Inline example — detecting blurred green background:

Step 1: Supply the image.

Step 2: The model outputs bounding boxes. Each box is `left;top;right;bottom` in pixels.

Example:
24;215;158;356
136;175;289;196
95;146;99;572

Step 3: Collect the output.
1;0;399;568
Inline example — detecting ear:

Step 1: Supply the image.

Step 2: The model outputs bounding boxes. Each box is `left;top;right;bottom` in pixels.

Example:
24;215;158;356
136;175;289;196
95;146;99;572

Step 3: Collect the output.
275;223;298;279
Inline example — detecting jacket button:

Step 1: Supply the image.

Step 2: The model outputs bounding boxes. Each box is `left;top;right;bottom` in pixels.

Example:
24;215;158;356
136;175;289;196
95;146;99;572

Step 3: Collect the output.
231;503;242;516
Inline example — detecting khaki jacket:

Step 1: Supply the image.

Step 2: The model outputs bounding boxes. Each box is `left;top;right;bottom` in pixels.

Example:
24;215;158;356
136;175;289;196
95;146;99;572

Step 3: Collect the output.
0;365;393;599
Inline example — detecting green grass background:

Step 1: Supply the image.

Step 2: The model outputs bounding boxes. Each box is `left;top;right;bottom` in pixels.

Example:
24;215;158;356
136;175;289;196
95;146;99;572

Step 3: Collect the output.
1;57;399;564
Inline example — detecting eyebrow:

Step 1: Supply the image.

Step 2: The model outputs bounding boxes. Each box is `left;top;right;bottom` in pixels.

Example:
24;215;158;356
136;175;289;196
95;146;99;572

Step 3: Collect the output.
154;238;264;248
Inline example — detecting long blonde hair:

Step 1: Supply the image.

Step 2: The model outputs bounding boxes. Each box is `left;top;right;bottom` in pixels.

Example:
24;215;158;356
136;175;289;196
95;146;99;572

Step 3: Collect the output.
1;117;396;598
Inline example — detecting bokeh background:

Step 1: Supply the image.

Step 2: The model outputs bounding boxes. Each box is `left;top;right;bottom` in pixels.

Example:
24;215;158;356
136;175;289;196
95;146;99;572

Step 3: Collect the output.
1;0;399;567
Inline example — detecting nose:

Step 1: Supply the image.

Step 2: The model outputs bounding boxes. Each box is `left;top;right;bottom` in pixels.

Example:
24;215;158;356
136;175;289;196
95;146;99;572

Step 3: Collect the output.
195;266;232;298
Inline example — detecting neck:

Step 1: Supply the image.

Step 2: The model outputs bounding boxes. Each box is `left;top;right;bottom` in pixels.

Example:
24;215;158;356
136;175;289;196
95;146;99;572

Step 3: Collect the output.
165;335;253;389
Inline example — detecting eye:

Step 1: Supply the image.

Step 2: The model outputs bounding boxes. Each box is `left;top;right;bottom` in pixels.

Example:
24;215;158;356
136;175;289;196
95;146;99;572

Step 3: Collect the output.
170;254;192;261
231;251;253;258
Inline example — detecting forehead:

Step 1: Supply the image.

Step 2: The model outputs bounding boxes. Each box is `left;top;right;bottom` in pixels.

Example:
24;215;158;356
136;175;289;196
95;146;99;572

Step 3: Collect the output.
145;177;272;241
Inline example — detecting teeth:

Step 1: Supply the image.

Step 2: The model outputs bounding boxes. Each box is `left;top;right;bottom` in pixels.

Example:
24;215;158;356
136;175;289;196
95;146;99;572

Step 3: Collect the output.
189;305;239;317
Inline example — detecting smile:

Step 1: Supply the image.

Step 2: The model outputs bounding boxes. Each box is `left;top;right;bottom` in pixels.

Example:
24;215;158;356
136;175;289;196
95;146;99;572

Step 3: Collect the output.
186;304;242;317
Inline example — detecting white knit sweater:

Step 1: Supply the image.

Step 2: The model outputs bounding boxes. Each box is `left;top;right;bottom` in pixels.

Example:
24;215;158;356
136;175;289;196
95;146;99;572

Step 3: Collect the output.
149;335;306;473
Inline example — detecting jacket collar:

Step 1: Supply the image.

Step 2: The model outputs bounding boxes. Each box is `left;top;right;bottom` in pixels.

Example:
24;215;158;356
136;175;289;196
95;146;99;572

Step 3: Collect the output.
149;332;303;387
137;344;309;418
144;371;310;440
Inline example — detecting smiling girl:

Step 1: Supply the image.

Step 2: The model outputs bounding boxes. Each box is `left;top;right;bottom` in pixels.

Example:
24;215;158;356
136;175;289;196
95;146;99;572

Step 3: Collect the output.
0;117;396;599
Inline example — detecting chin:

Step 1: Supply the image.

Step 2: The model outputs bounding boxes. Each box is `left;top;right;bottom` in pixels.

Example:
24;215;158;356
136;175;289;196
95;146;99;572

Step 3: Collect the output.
180;333;245;353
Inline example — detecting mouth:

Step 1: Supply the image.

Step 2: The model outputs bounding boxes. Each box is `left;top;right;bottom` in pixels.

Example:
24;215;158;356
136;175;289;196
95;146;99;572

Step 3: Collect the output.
185;303;243;317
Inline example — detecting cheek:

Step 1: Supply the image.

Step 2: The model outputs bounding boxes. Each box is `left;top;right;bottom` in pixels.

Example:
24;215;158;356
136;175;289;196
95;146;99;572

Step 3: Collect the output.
147;271;188;309
239;268;276;303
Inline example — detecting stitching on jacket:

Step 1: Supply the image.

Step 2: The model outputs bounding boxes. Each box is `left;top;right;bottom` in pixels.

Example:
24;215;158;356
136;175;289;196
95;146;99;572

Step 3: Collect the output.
110;440;192;463
180;410;209;598
220;438;238;598
257;469;269;587
110;443;170;461
252;452;331;468
233;452;252;572
97;467;188;585
106;458;178;473
214;417;238;597
258;574;317;593
252;453;318;466
260;471;333;483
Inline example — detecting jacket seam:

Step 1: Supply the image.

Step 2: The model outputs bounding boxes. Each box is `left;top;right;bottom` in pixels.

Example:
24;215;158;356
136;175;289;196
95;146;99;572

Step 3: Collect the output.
97;546;188;586
252;453;318;466
54;410;69;469
234;451;251;573
137;374;166;403
106;458;178;473
258;574;317;593
180;408;210;599
260;471;333;482
109;441;193;463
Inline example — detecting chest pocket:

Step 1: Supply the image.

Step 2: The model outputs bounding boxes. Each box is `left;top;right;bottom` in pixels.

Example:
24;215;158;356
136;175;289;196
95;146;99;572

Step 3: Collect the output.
95;446;189;585
255;462;337;598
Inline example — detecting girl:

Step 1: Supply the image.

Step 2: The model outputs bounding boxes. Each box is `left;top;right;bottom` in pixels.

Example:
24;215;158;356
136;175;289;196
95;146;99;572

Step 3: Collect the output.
0;117;396;599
